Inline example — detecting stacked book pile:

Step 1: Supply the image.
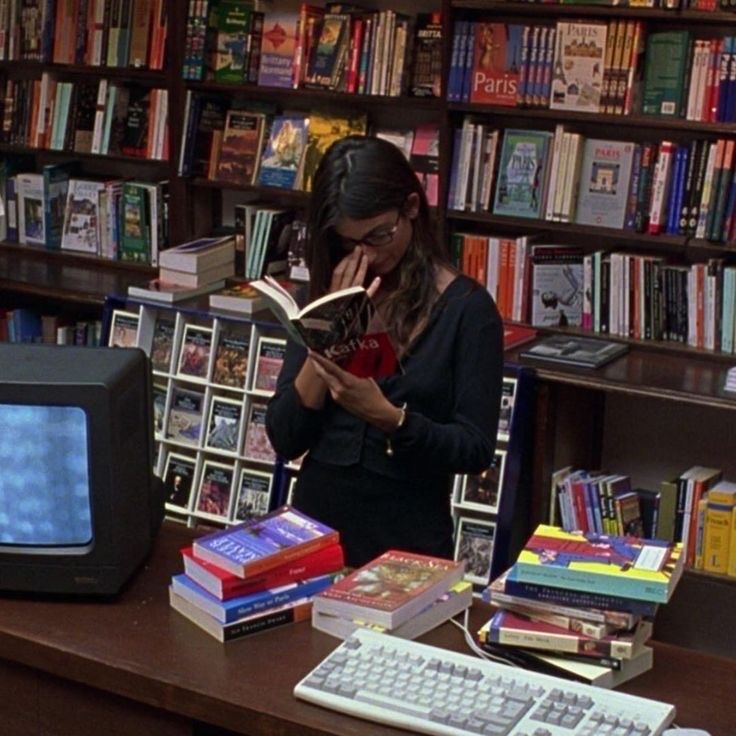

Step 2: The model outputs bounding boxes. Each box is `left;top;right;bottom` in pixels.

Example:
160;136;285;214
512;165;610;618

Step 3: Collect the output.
169;505;345;642
479;524;685;688
129;235;236;303
725;366;736;393
311;550;472;641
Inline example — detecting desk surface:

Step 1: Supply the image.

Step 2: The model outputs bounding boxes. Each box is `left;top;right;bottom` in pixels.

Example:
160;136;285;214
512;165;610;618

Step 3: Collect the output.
1;522;734;736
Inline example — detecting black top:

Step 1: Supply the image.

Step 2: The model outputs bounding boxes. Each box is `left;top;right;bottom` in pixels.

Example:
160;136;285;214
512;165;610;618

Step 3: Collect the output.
265;275;504;483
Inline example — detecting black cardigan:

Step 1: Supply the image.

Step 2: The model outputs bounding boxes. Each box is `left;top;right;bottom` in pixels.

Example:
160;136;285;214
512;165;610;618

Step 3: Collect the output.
265;275;504;482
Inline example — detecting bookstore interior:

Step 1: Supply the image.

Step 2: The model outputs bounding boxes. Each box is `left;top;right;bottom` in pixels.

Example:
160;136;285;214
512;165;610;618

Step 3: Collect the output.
1;0;736;735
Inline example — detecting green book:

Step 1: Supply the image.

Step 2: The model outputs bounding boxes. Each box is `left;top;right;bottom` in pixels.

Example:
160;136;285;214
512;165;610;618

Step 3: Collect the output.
641;30;691;117
214;0;252;83
119;182;152;264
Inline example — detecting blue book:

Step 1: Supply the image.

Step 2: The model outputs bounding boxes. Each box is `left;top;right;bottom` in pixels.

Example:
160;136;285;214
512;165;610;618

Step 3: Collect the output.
171;571;339;623
256;115;309;190
192;505;339;578
717;36;733;123
10;309;42;343
447;20;467;103
666;146;688;236
460;21;475;103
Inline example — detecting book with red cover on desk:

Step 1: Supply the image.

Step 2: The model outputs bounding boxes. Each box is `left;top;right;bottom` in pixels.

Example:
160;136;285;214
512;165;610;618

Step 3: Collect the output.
511;524;685;604
312;550;465;629
192;505;340;578
181;542;345;600
249;275;399;379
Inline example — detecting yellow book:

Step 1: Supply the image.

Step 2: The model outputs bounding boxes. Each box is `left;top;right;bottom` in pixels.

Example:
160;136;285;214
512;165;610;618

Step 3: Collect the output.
702;484;736;575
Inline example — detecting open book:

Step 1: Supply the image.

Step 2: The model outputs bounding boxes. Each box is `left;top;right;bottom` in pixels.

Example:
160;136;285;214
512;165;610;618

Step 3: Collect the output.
249;276;399;379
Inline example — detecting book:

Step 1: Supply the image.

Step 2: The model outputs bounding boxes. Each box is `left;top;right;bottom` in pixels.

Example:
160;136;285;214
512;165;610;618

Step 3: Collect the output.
171;569;339;624
529;248;584;328
479;609;653;660
128;278;227;304
550;20;608;113
249;276;399;379
312;580;473;641
181;542;345;600
169;588;313;643
256;114;309;190
493;129;553;219
214;0;251;84
312;550;465;630
60;178;109;254
194;459;235;520
209;281;268;316
511;524;685;604
108;309;140;348
192;505;340;579
305;12;351;90
204;395;242;453
232;467;274;523
574;139;637;229
257;10;299;88
409;12;442;98
177;323;214;381
163;452;197;512
502;323;538;351
166;385;205;447
479;641;654;690
253;336;287;393
242;401;276;463
520;335;629;369
215;110;266;185
159;236;236;273
642;30;691;117
211;320;250;389
158;262;235;289
469;23;524;106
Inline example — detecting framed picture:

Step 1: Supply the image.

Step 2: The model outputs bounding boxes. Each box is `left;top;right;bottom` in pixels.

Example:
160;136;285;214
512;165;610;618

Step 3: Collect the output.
458;449;507;514
454;516;496;586
165;385;205;447
242;401;277;463
211;320;251;389
177;323;214;381
108;309;140;348
497;377;518;442
194;459;235;521
204;395;243;454
162;452;198;512
232;468;274;523
252;336;287;394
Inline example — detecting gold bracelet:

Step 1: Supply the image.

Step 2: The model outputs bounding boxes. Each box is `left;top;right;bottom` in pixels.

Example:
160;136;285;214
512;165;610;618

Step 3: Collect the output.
385;402;408;458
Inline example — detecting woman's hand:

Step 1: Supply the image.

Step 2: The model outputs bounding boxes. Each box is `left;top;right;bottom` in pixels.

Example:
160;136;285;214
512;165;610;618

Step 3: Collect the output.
329;250;381;298
307;351;402;433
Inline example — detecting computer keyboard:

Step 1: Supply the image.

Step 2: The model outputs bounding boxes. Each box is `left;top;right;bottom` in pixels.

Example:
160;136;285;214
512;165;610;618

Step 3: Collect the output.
294;628;676;736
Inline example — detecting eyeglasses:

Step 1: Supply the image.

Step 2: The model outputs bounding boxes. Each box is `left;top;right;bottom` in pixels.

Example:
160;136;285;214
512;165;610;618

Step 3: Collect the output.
338;211;402;250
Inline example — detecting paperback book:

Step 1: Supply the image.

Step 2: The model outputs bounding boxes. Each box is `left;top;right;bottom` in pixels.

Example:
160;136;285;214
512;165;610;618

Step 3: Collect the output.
195;460;235;520
256;114;309;190
312;550;465;629
192;505;340;578
511;524;685;604
249;276;399;379
211;320;251;389
469;23;524;106
181;542;345;600
232;468;274;523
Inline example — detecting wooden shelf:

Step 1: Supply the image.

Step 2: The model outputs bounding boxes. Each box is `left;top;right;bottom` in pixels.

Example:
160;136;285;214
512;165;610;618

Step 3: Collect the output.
0;244;155;306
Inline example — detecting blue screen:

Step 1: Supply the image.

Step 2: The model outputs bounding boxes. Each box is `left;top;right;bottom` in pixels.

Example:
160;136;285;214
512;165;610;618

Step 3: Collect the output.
0;405;93;546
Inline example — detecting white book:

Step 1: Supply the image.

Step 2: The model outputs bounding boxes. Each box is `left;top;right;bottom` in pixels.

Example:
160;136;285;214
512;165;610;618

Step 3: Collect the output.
551;131;571;222
646;141;675;235
544;124;566;221
512;236;529;322
16;173;44;246
455;118;476;211
470;122;486;212
560;132;584;223
486;237;500;304
621;253;630;339
61;179;108;254
609;252;622;337
480;130;499;211
687;266;698;348
695;141;720;239
90;78;109;154
686;40;708;122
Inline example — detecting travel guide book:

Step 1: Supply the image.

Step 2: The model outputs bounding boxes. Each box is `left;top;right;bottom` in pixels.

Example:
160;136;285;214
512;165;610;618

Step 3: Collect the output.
192;505;340;578
510;525;685;604
249;275;399;379
312;550;465;630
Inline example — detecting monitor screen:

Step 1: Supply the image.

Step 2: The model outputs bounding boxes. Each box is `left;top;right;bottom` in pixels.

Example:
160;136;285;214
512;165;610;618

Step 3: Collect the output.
0;404;92;547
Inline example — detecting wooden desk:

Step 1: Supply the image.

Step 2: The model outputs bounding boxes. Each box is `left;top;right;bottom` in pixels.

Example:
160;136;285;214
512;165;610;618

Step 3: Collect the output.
1;522;734;736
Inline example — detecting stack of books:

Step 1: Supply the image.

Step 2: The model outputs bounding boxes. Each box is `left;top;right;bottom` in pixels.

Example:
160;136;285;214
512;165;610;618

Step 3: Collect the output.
129;235;236;303
479;524;685;688
725;366;736;393
169;505;345;642
311;550;472;641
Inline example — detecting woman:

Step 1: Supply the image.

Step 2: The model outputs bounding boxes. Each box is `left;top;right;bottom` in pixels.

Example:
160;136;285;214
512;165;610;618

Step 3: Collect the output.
265;135;503;568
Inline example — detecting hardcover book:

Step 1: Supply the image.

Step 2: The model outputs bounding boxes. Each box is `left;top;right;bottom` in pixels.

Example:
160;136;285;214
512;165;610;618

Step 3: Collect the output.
511;524;685;604
312;549;465;629
312;580;473;641
171;570;339;624
493;129;552;219
550;21;608;113
192;505;340;578
469;23;524;106
215;110;266;185
574;139;637;229
181;542;345;600
520;335;629;369
169;588;313;643
256;114;309;190
249;276;400;379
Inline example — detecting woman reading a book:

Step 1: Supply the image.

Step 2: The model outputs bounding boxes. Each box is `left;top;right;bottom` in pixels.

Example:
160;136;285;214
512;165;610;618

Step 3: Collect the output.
266;135;503;568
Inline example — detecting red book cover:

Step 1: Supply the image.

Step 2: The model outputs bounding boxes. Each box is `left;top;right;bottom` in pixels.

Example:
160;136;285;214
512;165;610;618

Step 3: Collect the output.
181;542;345;599
502;323;537;351
313;550;465;629
469;23;523;106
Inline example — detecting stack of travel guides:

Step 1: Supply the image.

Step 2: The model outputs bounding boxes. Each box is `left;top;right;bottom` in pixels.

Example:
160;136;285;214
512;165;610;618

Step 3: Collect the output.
479;524;685;688
169;505;345;642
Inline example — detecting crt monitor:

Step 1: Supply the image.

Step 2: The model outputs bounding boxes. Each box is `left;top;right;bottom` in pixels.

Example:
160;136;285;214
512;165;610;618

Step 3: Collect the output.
0;342;165;596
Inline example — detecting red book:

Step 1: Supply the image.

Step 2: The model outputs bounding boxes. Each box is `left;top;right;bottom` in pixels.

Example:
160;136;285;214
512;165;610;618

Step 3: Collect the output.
469;23;523;106
502;323;537;351
181;542;345;600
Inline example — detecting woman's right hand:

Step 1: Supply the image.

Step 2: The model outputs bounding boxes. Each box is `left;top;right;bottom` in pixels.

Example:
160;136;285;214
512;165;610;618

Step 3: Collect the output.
330;249;381;298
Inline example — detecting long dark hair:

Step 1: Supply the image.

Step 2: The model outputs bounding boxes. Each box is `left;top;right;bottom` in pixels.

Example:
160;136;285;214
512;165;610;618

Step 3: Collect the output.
306;135;448;349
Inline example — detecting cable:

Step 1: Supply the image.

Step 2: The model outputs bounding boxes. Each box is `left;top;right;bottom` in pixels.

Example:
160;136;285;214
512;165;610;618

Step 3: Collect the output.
447;609;518;667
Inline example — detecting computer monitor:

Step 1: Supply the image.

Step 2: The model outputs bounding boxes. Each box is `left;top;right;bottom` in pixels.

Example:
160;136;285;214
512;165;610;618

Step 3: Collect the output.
0;343;165;596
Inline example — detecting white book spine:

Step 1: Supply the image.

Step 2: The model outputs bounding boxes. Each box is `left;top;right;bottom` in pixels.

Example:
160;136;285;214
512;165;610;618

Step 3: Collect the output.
609;252;621;337
647;141;674;235
687;41;707;122
561;133;584;223
91;78;109;155
486;237;500;303
695;142;719;240
544;124;565;221
552;132;571;222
